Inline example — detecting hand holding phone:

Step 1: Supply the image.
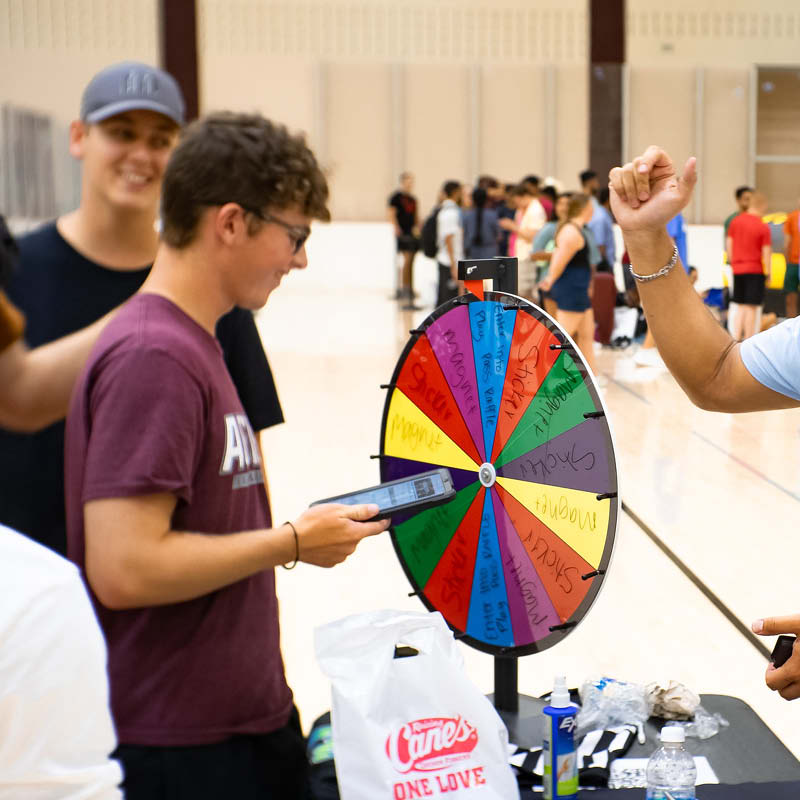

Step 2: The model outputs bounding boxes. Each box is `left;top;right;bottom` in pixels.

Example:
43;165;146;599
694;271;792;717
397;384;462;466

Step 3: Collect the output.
311;468;456;521
771;635;797;669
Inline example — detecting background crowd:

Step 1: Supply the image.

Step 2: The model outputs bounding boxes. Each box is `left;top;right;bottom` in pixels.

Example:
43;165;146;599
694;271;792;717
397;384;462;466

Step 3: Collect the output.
388;170;800;376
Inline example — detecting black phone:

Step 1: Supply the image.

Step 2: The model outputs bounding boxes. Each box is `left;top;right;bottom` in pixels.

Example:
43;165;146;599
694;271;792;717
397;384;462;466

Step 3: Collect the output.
771;635;796;668
311;468;456;521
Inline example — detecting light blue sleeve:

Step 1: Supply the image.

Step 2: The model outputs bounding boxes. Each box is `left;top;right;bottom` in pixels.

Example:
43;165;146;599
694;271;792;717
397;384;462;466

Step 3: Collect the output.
740;317;800;401
666;214;688;270
601;214;615;263
586;215;602;245
532;222;555;252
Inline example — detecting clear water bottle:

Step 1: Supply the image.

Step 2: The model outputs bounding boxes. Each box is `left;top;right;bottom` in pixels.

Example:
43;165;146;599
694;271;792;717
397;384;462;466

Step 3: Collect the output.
645;725;697;800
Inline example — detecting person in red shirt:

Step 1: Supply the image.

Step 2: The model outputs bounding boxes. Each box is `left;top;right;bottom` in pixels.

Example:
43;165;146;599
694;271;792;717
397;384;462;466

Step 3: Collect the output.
726;191;771;340
783;199;800;318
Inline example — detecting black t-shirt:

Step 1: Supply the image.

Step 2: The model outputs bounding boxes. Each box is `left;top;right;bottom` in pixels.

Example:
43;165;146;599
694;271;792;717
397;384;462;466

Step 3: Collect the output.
0;222;284;555
496;203;516;256
388;191;418;235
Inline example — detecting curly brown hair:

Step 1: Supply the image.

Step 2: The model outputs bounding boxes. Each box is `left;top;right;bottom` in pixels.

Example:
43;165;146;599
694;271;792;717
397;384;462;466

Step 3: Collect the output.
161;111;330;248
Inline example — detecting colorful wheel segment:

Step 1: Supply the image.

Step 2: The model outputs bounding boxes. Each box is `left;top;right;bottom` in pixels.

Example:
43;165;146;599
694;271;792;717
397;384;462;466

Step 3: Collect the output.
380;292;619;656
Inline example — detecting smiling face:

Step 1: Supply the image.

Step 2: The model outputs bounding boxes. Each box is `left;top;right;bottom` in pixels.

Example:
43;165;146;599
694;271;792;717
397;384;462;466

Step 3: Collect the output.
221;205;312;310
70;109;179;214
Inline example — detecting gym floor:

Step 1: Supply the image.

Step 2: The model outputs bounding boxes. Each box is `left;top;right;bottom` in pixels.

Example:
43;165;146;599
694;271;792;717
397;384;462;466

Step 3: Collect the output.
257;268;800;759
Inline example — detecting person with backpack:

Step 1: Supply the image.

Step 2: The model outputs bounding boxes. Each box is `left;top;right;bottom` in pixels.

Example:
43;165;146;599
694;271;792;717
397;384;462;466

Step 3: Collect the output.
387;172;420;310
434;181;464;308
420;191;442;262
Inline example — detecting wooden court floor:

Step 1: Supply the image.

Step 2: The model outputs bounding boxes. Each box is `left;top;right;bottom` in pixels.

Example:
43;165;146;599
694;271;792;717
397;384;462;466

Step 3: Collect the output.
257;281;800;759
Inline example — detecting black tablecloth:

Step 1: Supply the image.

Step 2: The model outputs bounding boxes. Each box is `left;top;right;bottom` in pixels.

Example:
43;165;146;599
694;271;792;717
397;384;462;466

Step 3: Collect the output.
520;782;800;798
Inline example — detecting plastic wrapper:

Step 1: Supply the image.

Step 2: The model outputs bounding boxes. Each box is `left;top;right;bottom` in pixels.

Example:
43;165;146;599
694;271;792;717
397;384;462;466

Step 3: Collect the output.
676;705;730;740
576;677;649;739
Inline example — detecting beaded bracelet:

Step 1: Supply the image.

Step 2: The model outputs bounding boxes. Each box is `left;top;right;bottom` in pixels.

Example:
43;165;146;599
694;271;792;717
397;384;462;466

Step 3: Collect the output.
628;245;679;283
281;521;299;570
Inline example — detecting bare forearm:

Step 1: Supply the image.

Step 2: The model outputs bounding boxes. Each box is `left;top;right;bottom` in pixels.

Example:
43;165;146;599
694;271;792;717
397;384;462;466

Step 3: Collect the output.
86;491;387;610
625;229;737;406
0;312;112;431
610;146;800;412
387;207;400;235
88;523;295;610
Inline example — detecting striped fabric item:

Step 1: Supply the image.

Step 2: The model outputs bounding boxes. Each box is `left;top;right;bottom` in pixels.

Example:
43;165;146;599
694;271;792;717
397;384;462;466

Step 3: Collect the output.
508;724;638;789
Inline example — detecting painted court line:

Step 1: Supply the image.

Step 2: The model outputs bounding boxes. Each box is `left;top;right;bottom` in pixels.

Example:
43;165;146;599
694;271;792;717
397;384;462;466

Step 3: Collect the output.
621;501;771;661
691;430;800;505
608;374;799;503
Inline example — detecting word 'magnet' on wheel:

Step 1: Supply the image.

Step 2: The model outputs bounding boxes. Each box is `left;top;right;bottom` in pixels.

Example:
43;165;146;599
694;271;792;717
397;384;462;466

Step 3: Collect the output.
379;292;619;657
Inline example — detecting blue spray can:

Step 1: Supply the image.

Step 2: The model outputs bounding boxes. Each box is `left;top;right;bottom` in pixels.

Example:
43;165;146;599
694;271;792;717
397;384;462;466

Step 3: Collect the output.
543;675;578;799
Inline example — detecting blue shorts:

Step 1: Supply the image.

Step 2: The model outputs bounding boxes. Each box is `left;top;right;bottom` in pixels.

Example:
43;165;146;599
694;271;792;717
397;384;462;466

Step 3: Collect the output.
551;266;592;312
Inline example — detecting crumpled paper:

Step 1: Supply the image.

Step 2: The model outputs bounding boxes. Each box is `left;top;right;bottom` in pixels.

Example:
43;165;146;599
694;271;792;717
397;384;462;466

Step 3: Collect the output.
645;680;700;719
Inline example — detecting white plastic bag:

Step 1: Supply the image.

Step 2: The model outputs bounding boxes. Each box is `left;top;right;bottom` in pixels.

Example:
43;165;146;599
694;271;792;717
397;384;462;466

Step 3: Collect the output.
315;609;520;800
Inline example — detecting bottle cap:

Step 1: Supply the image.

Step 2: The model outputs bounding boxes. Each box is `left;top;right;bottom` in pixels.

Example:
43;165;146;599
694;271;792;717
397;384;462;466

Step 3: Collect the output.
550;675;571;708
660;725;686;743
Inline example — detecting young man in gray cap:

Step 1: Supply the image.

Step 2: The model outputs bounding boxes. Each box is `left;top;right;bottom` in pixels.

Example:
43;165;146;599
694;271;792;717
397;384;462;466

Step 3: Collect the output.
0;62;284;556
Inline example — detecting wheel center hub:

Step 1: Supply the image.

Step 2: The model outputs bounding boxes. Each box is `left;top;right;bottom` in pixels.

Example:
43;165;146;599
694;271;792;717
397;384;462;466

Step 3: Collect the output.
478;462;496;488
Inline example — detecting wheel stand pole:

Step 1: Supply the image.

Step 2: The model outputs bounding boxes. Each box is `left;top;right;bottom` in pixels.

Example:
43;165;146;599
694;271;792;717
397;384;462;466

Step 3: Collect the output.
494;655;519;712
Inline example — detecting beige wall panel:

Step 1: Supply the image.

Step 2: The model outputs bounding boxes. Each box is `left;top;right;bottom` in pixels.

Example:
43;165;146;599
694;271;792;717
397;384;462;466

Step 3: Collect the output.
555;64;589;191
756;68;800;157
627;1;800;67
629;68;696;219
480;65;545;185
198;0;587;66
199;55;315;138
702;69;750;224
325;63;392;221
404;65;470;212
0;0;158;125
756;163;800;215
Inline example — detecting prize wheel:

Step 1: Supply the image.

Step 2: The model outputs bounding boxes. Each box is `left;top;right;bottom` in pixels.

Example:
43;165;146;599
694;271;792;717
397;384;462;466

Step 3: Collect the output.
379;291;619;657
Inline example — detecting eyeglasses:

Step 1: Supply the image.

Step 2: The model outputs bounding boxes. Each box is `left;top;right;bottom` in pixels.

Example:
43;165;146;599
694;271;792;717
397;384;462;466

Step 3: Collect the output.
241;206;310;254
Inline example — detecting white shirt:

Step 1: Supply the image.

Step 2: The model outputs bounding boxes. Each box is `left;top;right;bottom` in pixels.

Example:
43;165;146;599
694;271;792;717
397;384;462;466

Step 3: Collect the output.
740;316;800;401
436;200;464;267
0;526;122;800
514;198;546;260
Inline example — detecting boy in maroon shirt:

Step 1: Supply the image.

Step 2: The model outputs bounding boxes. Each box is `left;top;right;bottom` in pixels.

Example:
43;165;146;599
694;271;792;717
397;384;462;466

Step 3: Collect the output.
65;112;389;799
727;191;772;340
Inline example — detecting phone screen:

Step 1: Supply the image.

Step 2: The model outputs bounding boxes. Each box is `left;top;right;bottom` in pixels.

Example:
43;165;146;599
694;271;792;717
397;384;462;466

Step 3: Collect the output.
338;473;445;511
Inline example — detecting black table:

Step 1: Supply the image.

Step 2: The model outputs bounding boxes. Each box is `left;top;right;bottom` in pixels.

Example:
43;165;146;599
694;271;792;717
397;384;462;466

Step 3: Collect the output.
490;693;800;792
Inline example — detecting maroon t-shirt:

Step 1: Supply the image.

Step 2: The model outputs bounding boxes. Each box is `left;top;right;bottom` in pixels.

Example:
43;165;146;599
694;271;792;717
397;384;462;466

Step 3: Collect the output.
65;293;292;746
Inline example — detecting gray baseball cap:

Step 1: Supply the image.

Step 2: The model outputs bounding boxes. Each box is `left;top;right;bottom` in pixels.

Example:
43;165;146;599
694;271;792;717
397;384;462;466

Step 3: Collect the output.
80;61;185;126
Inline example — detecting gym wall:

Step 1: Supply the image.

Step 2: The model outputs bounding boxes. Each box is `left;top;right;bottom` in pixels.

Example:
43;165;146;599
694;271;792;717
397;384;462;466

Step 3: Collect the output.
1;0;799;223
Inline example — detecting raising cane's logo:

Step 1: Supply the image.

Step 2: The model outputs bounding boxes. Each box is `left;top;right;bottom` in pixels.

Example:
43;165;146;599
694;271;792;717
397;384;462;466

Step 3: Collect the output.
386;716;479;773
